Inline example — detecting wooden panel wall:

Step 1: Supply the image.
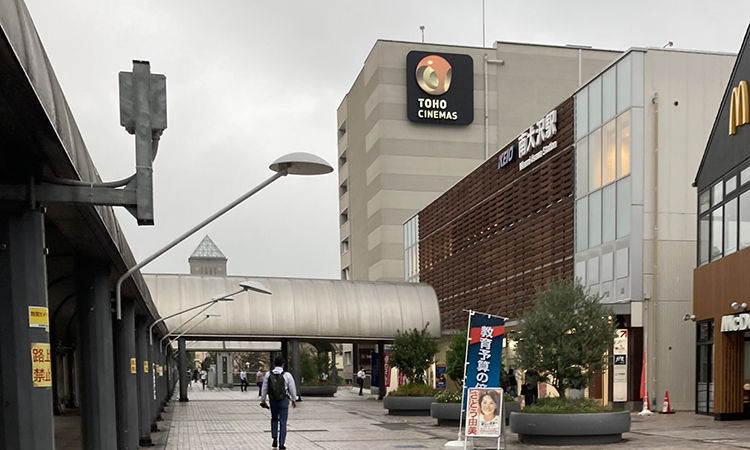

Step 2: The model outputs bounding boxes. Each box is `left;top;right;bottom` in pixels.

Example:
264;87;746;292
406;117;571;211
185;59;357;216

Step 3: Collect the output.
419;98;575;330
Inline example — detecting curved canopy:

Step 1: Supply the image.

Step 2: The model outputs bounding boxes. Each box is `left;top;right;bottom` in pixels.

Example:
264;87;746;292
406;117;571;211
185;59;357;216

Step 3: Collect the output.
144;274;441;342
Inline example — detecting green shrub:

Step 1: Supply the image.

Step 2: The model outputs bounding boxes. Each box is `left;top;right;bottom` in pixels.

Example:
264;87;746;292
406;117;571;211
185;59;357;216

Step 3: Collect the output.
390;324;439;384
387;382;437;397
504;392;517;403
434;390;462;403
520;397;621;414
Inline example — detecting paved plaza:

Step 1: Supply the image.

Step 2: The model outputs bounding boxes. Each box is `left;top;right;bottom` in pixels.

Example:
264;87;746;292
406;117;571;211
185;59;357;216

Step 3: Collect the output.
145;382;750;450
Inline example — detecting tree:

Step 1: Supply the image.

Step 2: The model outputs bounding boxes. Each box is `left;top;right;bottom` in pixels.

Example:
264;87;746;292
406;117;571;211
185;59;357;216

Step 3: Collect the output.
445;330;467;389
515;277;616;399
390;323;439;384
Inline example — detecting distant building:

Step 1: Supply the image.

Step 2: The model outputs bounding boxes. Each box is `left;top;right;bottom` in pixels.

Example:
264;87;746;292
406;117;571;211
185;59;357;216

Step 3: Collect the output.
189;235;227;276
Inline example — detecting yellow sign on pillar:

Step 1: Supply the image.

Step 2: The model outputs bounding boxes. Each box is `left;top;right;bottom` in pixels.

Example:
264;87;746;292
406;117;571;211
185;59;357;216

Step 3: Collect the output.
131;358;137;374
31;342;52;387
144;361;149;373
28;306;49;329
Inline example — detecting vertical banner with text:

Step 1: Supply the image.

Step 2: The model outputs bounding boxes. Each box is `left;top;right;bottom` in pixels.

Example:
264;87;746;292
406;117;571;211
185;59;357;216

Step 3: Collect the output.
465;313;505;391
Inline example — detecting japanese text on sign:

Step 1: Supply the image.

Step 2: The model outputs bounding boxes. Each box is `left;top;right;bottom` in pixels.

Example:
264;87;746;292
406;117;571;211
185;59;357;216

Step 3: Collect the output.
465;387;480;436
476;326;494;388
516;110;558;171
144;361;149;373
31;342;52;387
29;306;49;329
131;358;137;374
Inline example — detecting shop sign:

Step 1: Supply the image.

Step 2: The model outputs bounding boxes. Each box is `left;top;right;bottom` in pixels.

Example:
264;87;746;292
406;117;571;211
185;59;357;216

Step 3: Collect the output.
31;342;52;387
131;358;137;374
613;329;628;402
28;306;49;330
406;51;474;125
516;110;558;171
721;313;750;332
497;145;515;168
729;80;749;135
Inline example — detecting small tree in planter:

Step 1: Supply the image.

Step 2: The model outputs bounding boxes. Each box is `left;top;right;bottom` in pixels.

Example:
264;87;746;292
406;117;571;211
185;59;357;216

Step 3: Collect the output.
390;323;439;386
515;277;616;399
445;330;467;389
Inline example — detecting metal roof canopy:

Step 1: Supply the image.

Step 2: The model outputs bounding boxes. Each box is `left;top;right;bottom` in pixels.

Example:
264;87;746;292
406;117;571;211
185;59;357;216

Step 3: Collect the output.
179;340;281;352
145;274;441;342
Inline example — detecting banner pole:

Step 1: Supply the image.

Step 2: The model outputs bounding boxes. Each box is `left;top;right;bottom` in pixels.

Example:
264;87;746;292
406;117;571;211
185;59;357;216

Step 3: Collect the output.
456;309;474;442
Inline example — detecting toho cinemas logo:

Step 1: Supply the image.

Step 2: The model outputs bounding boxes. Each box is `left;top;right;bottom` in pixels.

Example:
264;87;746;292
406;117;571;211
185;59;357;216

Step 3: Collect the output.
406;51;474;125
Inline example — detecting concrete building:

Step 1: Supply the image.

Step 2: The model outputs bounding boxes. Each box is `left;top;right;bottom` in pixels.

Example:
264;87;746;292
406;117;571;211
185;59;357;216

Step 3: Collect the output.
337;40;620;282
189;235;228;276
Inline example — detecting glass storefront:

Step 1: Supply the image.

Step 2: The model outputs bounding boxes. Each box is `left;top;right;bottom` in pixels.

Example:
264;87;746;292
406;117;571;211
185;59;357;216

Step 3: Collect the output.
696;320;714;415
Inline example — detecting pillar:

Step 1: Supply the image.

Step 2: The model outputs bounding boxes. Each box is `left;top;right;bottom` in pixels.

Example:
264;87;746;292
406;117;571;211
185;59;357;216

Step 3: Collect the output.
377;341;386;400
149;341;159;429
135;316;153;446
331;344;338;386
352;343;359;374
0;210;54;450
114;298;139;449
76;262;117;450
291;339;300;396
281;338;289;366
179;338;188;401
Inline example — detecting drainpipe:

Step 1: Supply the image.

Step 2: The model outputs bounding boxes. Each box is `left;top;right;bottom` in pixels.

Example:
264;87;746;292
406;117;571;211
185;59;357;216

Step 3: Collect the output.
650;92;660;406
484;54;505;160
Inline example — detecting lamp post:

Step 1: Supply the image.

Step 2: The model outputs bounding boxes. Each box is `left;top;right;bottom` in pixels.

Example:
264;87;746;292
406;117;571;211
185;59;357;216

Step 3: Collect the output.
165;314;221;350
115;152;332;319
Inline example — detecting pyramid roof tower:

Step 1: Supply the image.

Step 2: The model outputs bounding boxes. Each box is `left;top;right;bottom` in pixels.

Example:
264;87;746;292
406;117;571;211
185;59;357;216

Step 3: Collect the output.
189;235;227;275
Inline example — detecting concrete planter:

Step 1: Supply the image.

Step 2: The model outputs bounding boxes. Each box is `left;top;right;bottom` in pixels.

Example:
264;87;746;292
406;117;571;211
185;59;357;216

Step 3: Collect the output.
509;411;631;445
504;401;521;425
299;385;337;397
383;396;435;415
430;402;461;425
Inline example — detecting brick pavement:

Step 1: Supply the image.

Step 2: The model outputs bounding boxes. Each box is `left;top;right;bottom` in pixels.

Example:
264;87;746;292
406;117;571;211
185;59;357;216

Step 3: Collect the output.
151;384;750;450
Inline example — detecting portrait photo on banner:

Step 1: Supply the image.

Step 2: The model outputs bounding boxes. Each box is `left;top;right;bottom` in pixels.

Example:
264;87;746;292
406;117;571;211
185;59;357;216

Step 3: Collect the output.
465;387;504;437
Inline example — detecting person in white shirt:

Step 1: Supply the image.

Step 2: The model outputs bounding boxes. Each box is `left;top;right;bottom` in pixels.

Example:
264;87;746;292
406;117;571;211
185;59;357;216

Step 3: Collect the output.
200;369;207;389
256;368;264;395
260;356;298;450
356;368;366;396
239;369;248;392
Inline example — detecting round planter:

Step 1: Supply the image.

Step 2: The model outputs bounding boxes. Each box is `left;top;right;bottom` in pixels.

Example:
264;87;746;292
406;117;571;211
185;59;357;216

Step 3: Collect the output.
504;401;521;425
383;396;435;416
299;385;337;397
430;402;461;426
509;411;631;445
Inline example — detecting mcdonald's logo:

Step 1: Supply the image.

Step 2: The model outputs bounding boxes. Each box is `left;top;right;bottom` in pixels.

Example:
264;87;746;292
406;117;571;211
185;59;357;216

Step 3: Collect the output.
730;80;749;135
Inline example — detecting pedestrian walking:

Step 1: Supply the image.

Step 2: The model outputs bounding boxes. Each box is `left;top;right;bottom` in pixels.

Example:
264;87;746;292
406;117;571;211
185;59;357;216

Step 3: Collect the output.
192;369;199;384
200;368;208;390
523;369;539;406
507;367;518;398
356;368;366;396
260;355;298;450
240;369;248;392
256;367;264;395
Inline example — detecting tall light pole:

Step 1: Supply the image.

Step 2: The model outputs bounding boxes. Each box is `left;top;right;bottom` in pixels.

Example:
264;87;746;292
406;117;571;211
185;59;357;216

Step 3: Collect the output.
116;152;332;319
164;314;221;350
420;25;425;43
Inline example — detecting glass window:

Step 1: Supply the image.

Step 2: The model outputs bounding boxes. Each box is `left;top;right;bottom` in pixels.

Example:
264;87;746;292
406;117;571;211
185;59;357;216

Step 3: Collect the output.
589;129;602;191
742;165;750;185
699;215;710;265
576;139;589;198
725;198;738;256
726;176;737;195
711;208;723;261
589;78;602;131
588;256;600;286
617;111;631;178
576;199;588;251
602;119;616;185
699;190;710;215
741;191;750;250
616;247;629;278
617;56;632;113
712;183;723;207
617;177;631;238
602;184;616;243
589;190;602;247
602;68;616;122
601;252;614;282
575;88;589;140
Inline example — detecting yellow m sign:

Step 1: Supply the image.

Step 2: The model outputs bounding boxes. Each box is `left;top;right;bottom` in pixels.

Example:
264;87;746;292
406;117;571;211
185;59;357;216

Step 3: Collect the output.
730;80;749;135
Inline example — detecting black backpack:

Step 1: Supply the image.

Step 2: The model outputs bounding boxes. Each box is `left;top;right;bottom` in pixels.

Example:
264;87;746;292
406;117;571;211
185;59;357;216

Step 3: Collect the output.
267;372;287;401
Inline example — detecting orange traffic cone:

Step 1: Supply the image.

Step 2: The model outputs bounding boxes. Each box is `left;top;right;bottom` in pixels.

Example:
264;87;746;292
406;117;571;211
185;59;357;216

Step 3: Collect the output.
659;391;674;414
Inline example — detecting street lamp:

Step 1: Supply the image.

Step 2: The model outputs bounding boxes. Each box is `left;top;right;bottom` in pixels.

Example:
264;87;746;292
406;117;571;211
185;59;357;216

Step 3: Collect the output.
115;151;331;319
164;314;221;349
149;280;272;346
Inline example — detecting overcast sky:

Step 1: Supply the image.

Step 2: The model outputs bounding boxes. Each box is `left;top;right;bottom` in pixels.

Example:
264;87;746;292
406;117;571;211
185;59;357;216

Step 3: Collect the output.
24;0;750;279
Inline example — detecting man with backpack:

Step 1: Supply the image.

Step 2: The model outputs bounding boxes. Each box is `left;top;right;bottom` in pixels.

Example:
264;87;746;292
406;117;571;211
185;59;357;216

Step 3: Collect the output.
260;356;298;449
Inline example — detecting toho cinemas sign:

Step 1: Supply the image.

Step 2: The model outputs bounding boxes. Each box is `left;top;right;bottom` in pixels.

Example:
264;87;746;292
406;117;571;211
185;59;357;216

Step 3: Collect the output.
406;51;474;125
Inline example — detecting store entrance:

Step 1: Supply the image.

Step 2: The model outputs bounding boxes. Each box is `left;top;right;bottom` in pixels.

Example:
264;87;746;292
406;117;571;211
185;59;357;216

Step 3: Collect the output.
696;320;713;415
744;332;750;416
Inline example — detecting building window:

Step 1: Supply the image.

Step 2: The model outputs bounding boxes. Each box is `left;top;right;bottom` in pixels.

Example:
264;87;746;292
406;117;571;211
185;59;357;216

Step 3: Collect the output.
712;182;723;207
575;87;589;140
602;67;617;123
576;139;588;198
699;215;710;266
617;111;631;177
616;177;631;239
344;351;352;366
696;320;714;415
711;207;723;261
339;151;347;169
576;199;588;251
617;55;632;113
726;176;737;195
589;128;602;191
699;190;710;215
404;215;420;282
589;77;602;131
725;198;738;256
342;239;350;255
741;190;750;250
602;184;616;243
342;267;350;280
589;190;602;248
742;164;750;185
602;119;617;185
340;210;349;226
340;181;348;197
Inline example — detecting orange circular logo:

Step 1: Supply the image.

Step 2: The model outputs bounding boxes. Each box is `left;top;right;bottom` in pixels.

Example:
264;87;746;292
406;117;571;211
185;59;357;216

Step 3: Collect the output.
416;55;452;96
